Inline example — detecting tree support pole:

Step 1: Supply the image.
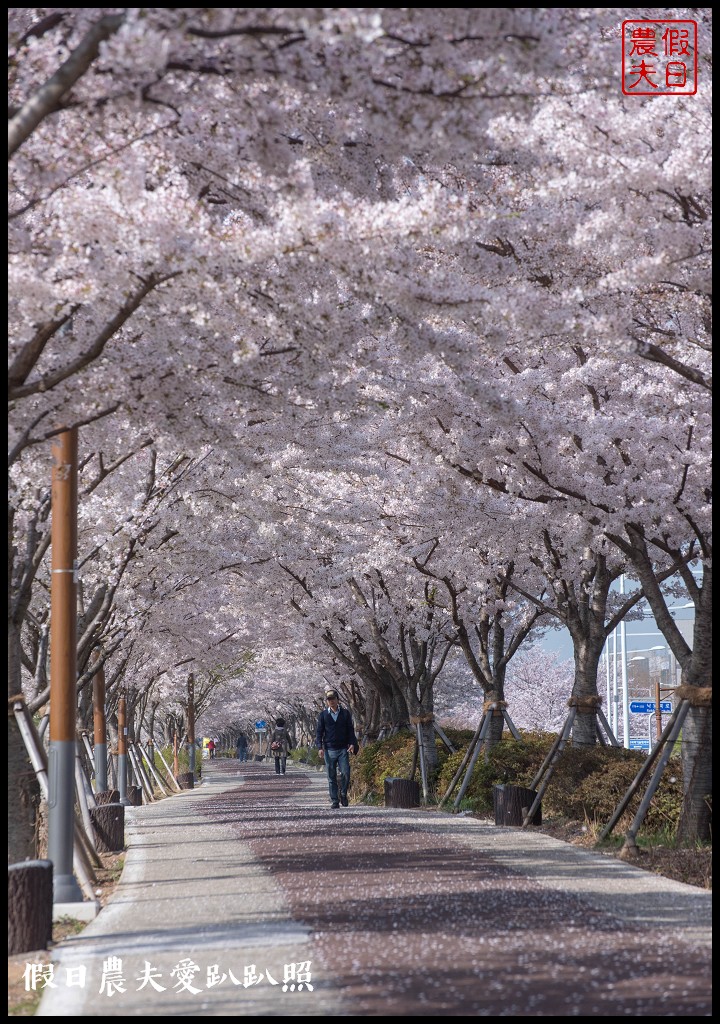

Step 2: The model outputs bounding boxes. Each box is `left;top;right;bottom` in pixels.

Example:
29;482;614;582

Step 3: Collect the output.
415;722;429;802
13;700;97;899
621;701;691;857
432;722;456;753
140;742;169;795
596;706;620;746
74;744;98;854
439;712;486;807
130;743;154;801
598;699;689;843
502;709;523;741
80;731;95;777
454;711;494;807
157;743;182;792
522;706;577;828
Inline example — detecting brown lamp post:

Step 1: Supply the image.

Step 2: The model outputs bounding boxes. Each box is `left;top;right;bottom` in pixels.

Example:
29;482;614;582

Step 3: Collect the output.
92;652;107;792
48;428;83;904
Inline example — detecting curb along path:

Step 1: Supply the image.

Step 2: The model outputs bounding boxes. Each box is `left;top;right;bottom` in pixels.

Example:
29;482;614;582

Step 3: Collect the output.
36;762;712;1016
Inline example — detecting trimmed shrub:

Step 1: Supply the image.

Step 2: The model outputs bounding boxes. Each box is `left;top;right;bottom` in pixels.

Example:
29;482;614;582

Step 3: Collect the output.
354;728;685;835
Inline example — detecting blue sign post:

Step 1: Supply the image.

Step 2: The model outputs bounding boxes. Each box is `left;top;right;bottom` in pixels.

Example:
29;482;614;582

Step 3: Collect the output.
629;701;672;714
254;720;266;731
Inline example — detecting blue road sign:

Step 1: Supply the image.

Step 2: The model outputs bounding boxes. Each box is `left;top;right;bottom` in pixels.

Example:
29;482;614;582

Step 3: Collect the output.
254;720;266;730
629;738;650;750
629;701;673;714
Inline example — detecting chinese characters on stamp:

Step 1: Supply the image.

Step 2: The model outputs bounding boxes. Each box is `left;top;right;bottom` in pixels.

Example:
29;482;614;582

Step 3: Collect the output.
622;19;698;96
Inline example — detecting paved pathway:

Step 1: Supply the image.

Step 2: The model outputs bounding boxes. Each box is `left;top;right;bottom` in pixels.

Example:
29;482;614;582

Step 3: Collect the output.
35;762;711;1016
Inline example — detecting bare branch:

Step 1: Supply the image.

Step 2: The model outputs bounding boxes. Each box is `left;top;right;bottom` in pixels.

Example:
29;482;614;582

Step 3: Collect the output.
630;336;711;391
9;272;180;401
8;13;126;157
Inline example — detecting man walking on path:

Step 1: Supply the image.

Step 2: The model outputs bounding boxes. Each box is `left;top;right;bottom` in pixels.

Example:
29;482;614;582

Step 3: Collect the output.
316;687;359;808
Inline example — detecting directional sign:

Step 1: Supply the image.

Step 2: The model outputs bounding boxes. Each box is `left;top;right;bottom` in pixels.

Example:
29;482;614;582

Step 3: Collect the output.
629;700;673;714
629;738;650;751
254;720;266;730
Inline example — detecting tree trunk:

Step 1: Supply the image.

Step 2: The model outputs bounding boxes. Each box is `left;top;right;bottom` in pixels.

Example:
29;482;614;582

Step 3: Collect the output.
7;717;41;863
568;633;605;747
94;789;120;805
8;613;43;863
609;530;711;841
8;860;53;955
417;717;438;775
406;686;438;776
678;704;712;842
486;708;506;748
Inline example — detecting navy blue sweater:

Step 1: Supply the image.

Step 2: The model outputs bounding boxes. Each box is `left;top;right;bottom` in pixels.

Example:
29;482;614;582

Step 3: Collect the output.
316;707;358;751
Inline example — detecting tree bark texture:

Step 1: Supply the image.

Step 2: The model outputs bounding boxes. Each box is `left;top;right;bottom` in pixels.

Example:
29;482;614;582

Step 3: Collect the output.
177;771;195;789
127;784;143;806
493;784;542;826
90;804;125;853
8;860;53;955
679;705;712;842
94;789;120;805
384;777;420;808
7;718;41;863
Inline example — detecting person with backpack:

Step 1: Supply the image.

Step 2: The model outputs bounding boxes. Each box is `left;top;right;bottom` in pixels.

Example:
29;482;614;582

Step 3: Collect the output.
315;687;359;808
269;717;292;775
207;738;216;759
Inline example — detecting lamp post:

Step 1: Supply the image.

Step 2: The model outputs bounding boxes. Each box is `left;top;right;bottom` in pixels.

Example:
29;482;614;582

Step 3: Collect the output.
619;575;629;748
48;428;84;904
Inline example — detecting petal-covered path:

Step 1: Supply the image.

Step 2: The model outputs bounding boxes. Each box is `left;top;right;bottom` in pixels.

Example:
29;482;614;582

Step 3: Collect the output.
37;762;711;1017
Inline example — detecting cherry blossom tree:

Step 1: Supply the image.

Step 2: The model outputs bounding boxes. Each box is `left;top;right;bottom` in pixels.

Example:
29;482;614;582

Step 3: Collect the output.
8;8;712;853
504;646;575;734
